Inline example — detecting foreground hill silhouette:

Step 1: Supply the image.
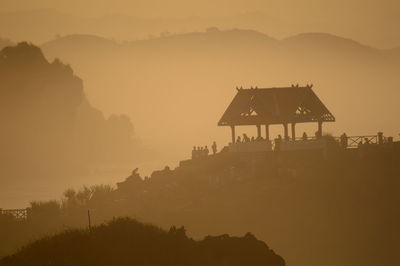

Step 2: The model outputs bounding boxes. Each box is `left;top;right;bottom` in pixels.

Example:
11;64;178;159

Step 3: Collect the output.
41;29;400;165
0;217;285;266
1;143;399;266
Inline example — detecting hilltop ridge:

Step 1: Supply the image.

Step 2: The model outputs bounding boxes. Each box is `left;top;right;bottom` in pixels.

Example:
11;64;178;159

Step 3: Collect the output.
0;217;285;266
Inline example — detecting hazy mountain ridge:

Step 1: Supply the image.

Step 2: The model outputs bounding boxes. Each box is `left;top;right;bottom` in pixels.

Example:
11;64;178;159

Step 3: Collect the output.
1;8;400;48
42;29;399;68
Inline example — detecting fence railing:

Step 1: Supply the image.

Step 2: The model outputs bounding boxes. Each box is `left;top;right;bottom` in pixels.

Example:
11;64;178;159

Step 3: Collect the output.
293;135;381;148
0;208;28;220
334;135;378;148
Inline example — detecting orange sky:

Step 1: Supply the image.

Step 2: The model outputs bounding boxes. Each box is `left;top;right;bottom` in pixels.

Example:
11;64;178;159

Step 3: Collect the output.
1;0;399;19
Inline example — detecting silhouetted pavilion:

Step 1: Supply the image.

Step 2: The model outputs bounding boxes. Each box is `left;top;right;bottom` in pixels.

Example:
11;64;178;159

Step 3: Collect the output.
218;85;335;143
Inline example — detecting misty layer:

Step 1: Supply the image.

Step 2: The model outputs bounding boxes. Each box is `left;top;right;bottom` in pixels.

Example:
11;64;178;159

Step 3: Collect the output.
41;29;400;167
0;43;140;185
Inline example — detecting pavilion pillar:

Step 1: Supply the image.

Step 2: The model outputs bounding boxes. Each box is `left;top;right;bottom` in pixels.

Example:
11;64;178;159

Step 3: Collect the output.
265;124;270;141
283;123;289;140
291;123;296;141
317;121;323;139
231;125;236;144
257;125;261;138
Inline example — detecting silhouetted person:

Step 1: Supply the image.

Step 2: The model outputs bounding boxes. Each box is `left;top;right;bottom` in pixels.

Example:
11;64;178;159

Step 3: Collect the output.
243;133;250;142
123;168;142;186
358;139;363;148
131;168;139;177
192;146;197;159
315;130;322;140
302;132;308;140
275;135;282;151
204;146;209;156
251;136;255;142
340;133;348;149
378;132;384;145
364;137;370;145
236;136;242;143
212;141;217;154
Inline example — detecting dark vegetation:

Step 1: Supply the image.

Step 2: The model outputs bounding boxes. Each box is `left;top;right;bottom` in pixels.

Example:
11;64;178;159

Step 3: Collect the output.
0;217;285;266
0;42;144;185
1;143;400;266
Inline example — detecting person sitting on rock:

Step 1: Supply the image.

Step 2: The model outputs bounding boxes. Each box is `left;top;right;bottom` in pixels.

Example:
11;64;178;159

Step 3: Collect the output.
302;132;308;141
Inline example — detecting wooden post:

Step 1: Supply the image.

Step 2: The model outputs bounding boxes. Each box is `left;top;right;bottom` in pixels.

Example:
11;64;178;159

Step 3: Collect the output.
87;210;92;233
257;125;261;138
265;124;270;141
377;132;383;145
317;121;323;139
283;123;289;140
231;125;236;144
291;123;296;141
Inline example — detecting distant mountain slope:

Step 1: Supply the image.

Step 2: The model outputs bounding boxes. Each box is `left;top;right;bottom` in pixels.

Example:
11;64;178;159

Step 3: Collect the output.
283;32;373;50
42;34;117;49
384;46;400;64
42;34;119;66
0;42;145;191
0;38;14;50
281;32;384;60
0;218;285;266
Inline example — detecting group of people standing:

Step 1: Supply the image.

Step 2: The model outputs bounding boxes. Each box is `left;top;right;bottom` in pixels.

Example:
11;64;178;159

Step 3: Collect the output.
192;141;218;159
236;133;264;143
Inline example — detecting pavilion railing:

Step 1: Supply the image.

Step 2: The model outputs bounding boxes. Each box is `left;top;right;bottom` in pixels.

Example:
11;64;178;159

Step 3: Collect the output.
335;135;378;148
275;134;382;149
